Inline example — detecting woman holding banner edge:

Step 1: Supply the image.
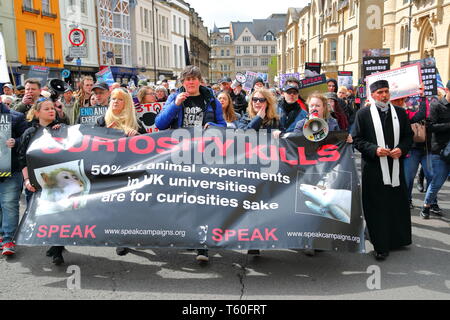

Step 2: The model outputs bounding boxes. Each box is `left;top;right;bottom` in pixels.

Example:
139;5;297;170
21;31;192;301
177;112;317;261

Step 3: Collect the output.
18;98;65;265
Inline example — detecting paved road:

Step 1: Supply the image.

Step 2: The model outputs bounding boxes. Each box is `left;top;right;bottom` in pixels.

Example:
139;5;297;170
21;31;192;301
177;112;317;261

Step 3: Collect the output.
1;159;449;300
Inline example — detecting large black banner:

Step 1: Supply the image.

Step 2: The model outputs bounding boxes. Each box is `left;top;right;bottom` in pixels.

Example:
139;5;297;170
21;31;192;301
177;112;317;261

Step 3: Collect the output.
16;126;365;252
0;113;11;177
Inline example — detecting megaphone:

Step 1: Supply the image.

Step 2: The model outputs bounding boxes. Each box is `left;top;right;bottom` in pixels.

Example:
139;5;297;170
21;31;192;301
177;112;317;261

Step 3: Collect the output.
303;111;329;142
47;79;68;102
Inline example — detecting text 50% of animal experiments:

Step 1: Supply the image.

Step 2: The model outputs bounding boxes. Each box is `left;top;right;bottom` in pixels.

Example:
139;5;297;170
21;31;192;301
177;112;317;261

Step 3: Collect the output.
91;165;124;176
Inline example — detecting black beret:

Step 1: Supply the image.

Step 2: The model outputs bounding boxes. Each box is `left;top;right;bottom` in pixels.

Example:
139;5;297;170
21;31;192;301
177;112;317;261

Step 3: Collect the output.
370;80;389;93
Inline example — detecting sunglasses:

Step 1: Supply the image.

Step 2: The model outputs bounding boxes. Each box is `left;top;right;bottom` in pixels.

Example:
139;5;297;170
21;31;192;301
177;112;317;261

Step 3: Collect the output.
252;97;267;103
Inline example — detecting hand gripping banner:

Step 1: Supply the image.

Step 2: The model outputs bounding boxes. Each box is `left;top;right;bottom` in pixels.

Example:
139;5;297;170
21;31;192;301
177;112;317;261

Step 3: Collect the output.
16;126;366;252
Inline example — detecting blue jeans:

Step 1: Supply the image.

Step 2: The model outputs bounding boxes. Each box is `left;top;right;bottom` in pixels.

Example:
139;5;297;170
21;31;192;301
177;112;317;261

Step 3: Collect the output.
424;155;450;206
0;172;23;244
404;149;434;202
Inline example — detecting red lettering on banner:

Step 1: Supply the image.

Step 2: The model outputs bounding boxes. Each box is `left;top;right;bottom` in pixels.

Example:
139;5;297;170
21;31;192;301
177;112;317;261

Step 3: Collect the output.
68;135;91;153
41;137;64;154
298;147;317;165
279;147;298;165
91;137;115;152
213;138;234;157
117;137;127;153
156;137;180;154
318;144;341;162
245;143;269;160
128;135;155;154
35;225;97;238
211;228;279;242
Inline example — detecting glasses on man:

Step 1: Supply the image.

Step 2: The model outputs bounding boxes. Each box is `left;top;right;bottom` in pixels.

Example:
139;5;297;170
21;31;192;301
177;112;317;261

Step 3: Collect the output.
252;97;267;103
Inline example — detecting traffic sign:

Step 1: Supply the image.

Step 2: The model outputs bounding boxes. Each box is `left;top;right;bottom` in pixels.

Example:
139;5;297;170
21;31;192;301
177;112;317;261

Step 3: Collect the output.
69;28;86;47
69;46;88;58
76;58;81;66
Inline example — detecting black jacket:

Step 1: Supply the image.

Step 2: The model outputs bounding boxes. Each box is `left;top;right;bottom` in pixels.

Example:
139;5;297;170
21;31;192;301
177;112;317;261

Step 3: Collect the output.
0;103;30;175
230;90;247;115
428;97;450;155
17;120;59;170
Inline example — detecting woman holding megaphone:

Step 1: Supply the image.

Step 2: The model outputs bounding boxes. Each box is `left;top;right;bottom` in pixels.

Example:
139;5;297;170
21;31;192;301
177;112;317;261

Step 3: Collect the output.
294;92;352;144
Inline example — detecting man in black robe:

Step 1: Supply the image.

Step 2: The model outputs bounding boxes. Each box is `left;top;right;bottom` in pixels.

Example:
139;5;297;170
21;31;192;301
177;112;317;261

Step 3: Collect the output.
352;80;413;261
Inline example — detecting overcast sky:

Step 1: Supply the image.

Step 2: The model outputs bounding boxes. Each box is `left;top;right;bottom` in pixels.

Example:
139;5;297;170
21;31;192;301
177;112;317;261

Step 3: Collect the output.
187;0;310;31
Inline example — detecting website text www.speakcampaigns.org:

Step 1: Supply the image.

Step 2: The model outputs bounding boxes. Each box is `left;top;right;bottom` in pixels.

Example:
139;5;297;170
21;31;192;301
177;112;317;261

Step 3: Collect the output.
287;231;361;244
104;228;186;238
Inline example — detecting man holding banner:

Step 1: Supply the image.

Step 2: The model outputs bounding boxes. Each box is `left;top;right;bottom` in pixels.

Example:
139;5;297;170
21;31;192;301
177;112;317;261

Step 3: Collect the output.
0;101;28;256
156;65;226;263
352;80;413;261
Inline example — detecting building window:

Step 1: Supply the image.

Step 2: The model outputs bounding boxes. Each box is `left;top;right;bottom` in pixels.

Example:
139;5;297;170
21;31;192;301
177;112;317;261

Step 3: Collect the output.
80;0;86;14
236;59;241;67
253;58;258;67
221;49;224;56
173;15;176;32
253;46;257;54
346;34;353;60
26;30;37;58
224;35;230;43
243;36;251;42
236;46;241;54
226;49;230;56
174;44;178;68
184;20;186;36
261;58;269;66
244;46;250;54
271;46;276;54
42;0;50;13
262;46;268;54
264;32;274;41
114;44;123;65
330;40;337;62
243;58;251;67
24;0;33;8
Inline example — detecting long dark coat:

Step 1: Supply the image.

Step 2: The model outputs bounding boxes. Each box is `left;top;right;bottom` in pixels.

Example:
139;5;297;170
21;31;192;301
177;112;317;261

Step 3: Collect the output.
352;105;414;253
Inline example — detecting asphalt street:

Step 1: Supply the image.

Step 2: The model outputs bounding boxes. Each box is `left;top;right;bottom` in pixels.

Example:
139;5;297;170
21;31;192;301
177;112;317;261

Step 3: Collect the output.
1;155;449;300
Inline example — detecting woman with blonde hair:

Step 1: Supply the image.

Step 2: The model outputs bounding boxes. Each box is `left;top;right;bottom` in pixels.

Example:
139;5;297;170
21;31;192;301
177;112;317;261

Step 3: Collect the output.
96;88;146;137
238;88;280;132
137;86;157;105
217;91;239;128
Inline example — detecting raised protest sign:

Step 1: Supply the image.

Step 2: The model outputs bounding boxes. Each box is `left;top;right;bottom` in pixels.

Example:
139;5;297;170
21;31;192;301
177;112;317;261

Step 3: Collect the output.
27;66;49;87
279;73;301;88
362;57;390;80
78;106;108;125
95;67;115;86
298;74;328;100
16;127;365;252
0;113;11;177
366;63;422;100
305;63;321;77
338;71;353;89
243;71;268;91
135;102;165;133
401;57;437;97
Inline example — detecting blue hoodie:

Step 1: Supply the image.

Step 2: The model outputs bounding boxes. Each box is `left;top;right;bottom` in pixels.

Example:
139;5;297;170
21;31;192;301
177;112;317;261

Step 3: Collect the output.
155;86;226;130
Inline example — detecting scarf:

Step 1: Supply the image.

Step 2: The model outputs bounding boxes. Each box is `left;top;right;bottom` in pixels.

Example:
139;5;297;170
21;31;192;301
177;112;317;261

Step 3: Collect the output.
370;103;400;187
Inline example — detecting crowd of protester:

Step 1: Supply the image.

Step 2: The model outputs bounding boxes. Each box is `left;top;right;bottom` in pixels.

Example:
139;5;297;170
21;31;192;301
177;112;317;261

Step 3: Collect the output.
0;64;448;265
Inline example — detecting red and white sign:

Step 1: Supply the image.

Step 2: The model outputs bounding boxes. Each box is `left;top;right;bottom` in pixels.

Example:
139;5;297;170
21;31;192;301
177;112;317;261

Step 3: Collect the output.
69;29;86;47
